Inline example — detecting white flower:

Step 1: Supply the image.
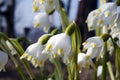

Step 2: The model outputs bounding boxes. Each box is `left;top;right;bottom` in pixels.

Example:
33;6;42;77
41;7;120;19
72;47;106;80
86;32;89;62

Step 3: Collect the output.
83;36;104;59
77;53;91;72
20;42;48;67
98;2;118;27
33;0;56;14
86;9;100;31
42;33;72;65
114;12;120;28
86;47;103;59
39;0;56;14
110;27;120;39
97;65;103;77
86;2;118;31
33;12;51;32
106;39;114;55
6;40;16;55
0;50;8;71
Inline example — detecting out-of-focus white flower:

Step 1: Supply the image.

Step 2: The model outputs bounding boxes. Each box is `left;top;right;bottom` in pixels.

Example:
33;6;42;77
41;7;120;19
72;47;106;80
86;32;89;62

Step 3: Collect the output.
86;2;118;31
83;36;104;59
97;65;103;77
0;50;8;71
107;39;114;55
77;53;91;73
86;9;100;31
42;33;72;65
20;42;48;67
110;27;120;38
6;40;16;55
33;0;56;14
47;78;53;80
40;0;56;14
98;2;118;27
33;12;51;32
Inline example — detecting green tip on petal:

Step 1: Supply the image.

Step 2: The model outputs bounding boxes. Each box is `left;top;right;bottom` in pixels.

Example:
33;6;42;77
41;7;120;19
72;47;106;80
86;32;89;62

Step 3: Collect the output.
100;33;110;41
65;22;76;36
38;34;52;45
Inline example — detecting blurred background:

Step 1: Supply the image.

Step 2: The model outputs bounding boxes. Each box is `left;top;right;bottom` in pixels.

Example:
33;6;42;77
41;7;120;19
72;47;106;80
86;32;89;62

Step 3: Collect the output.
0;0;117;80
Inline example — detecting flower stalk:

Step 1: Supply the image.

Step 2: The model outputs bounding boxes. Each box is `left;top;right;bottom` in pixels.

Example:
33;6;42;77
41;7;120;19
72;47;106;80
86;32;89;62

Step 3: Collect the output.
0;32;35;80
0;39;26;80
54;58;64;80
102;41;107;80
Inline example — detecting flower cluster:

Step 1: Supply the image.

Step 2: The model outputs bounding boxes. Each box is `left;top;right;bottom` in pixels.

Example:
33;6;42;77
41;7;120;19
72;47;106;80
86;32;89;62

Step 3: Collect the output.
86;2;118;31
33;0;60;32
20;22;75;67
86;2;120;53
78;36;104;72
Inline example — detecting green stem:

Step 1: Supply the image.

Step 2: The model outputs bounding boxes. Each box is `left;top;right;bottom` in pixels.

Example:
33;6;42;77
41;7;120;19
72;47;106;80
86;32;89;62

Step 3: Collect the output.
0;32;35;80
96;27;101;36
9;39;35;80
93;60;99;80
54;58;64;80
110;36;120;80
107;61;115;80
67;65;72;80
0;40;26;80
58;0;69;32
102;41;107;80
115;47;120;80
71;26;81;80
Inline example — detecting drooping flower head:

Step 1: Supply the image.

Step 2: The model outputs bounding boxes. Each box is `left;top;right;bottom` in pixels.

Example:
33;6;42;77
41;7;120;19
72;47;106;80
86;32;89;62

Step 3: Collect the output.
77;53;92;72
86;2;118;31
33;12;51;32
33;0;59;14
83;36;104;59
42;33;72;65
98;2;118;27
86;9;100;31
0;50;8;71
20;34;51;67
42;22;76;65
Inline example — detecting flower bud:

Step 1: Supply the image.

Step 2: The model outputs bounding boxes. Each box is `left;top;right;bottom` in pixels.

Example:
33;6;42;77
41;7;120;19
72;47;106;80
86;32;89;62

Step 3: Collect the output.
100;33;110;41
51;29;58;35
38;34;52;45
65;22;75;36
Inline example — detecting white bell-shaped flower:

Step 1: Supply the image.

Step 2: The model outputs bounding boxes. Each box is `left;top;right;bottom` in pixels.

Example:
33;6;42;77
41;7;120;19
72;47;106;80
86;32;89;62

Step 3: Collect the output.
0;50;8;71
6;40;17;55
83;36;104;59
98;2;118;27
86;47;103;59
42;33;72;65
83;37;104;49
86;9;100;31
33;12;51;32
39;0;56;14
77;53;91;72
20;42;48;67
33;0;60;14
